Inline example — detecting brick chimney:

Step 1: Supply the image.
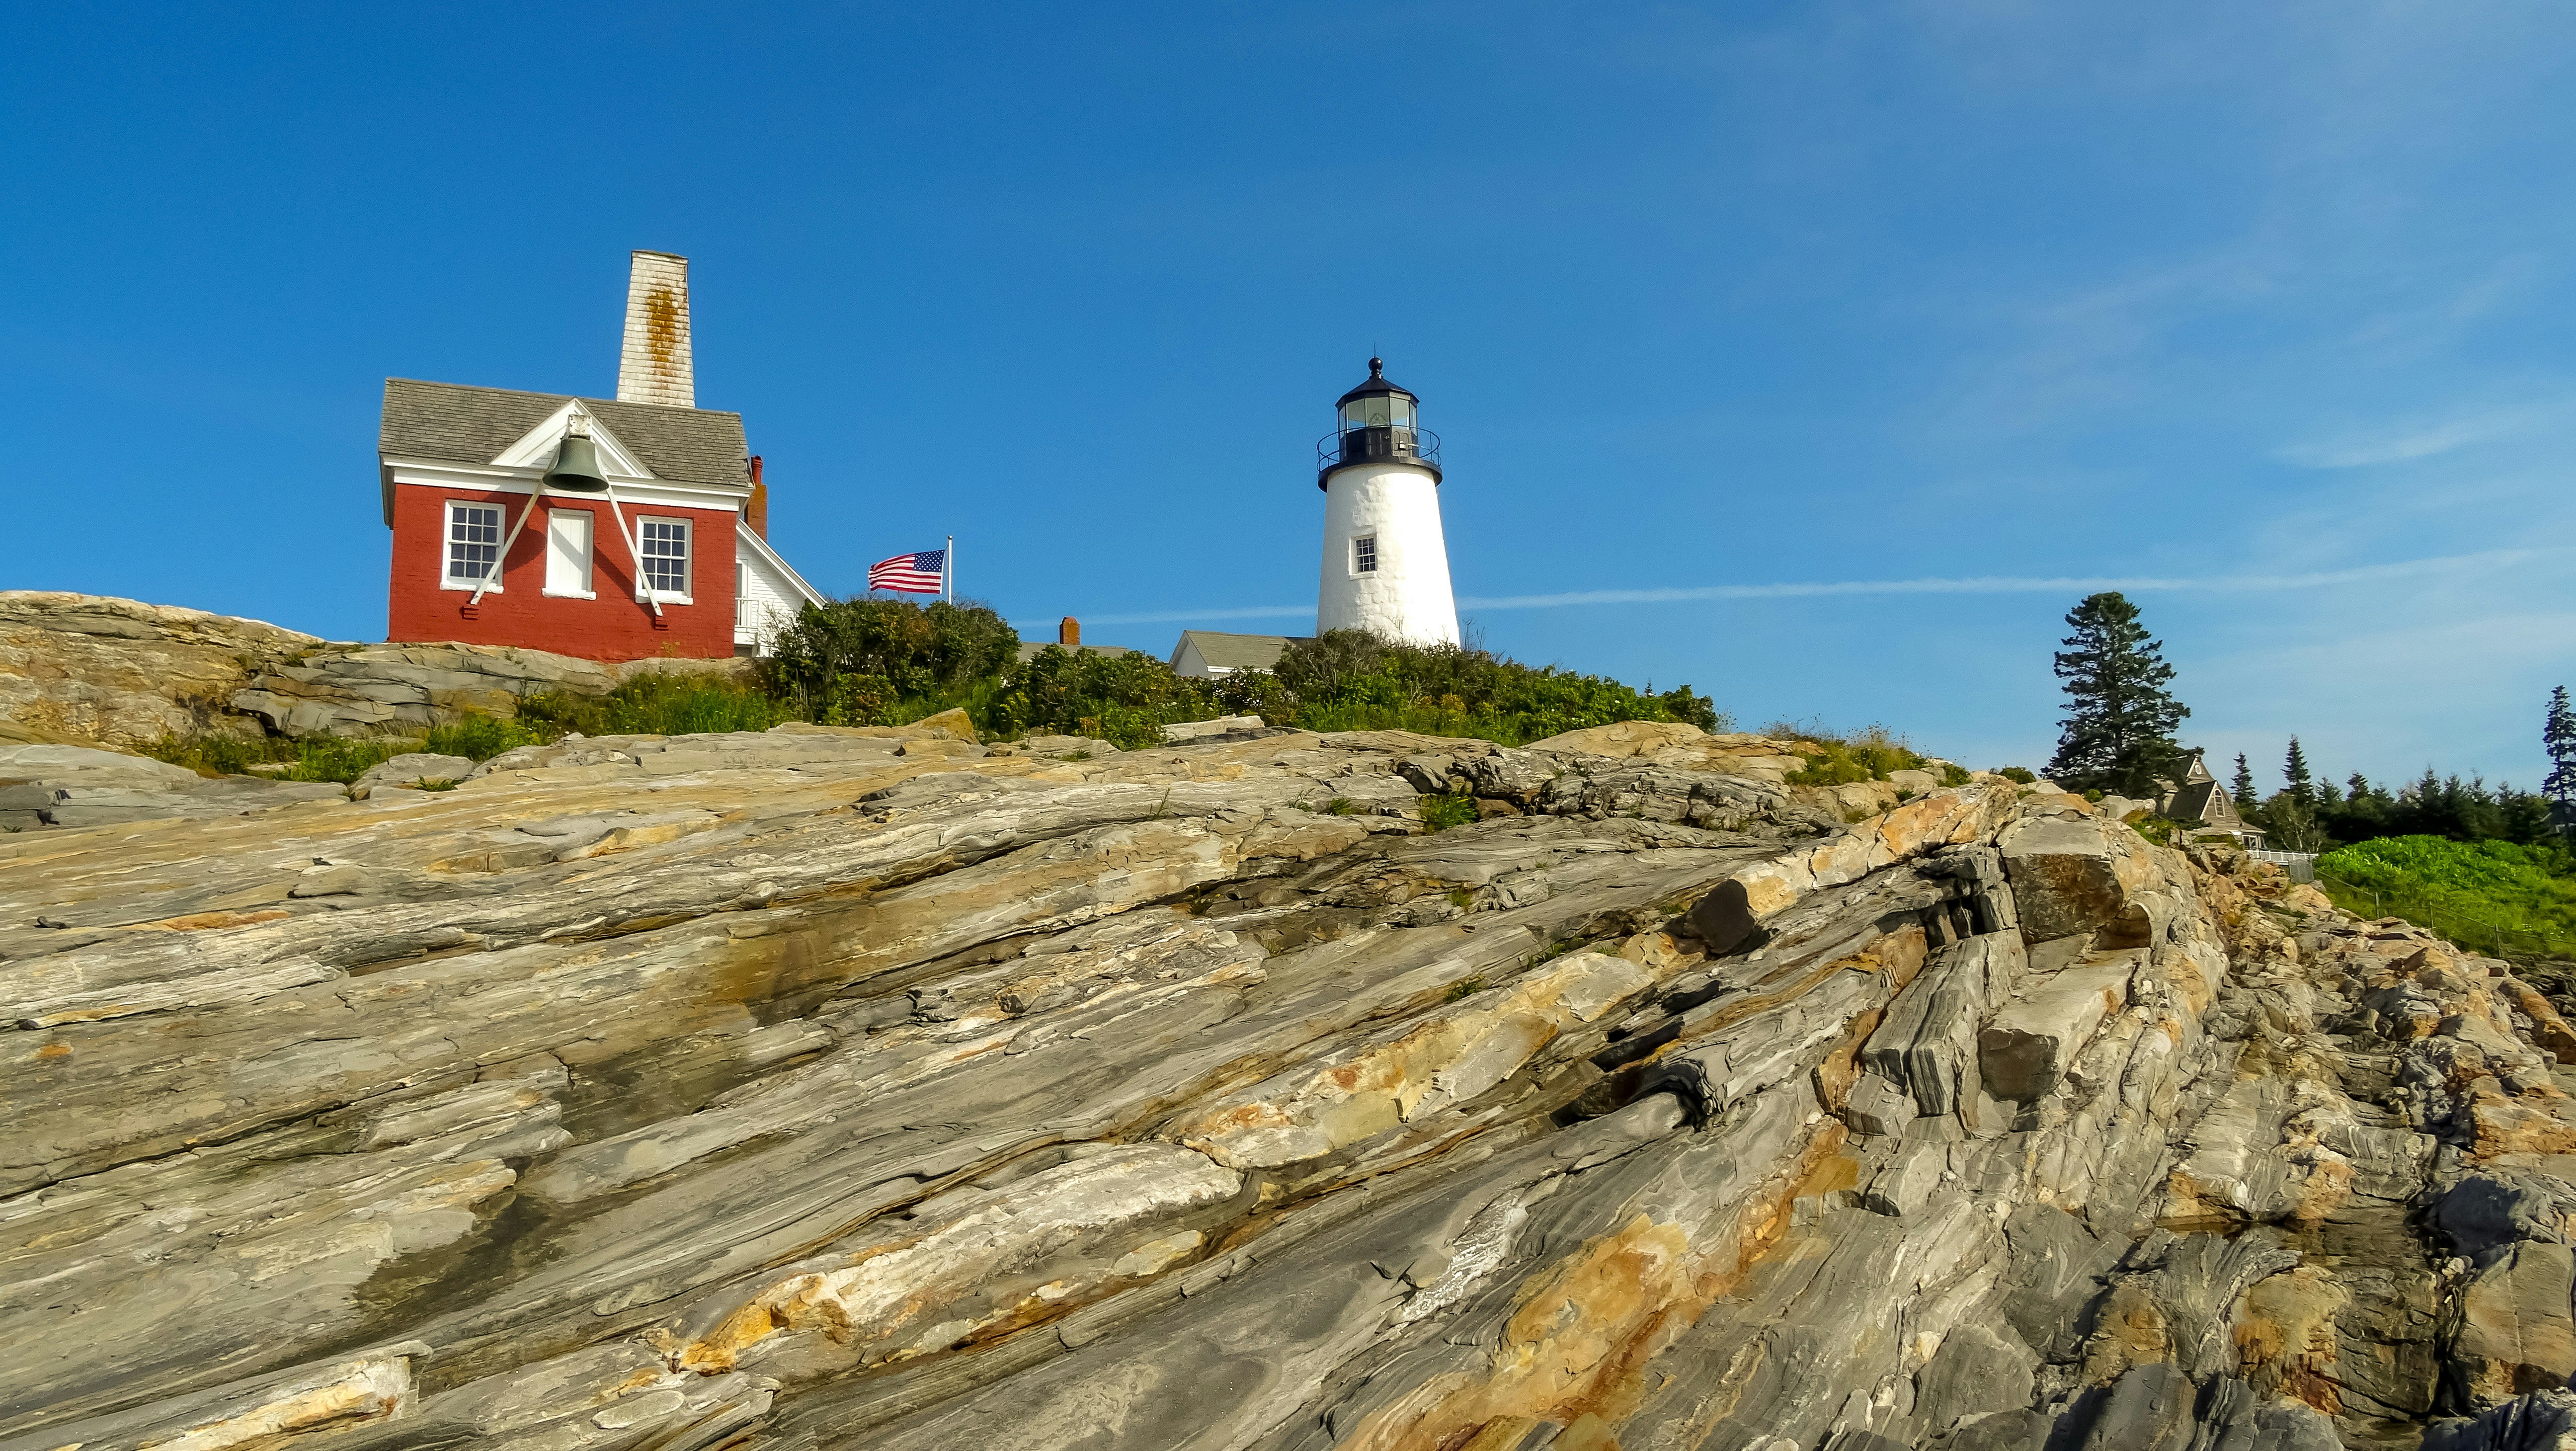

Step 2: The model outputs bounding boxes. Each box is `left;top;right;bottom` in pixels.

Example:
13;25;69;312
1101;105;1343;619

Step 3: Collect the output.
744;456;768;538
617;251;694;407
1059;617;1080;647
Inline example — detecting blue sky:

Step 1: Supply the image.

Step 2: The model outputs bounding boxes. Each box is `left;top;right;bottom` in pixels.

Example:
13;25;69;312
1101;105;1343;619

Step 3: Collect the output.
5;3;2572;789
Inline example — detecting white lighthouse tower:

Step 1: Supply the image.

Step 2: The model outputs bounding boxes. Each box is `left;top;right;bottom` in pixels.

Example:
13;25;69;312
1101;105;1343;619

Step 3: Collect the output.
1315;358;1460;645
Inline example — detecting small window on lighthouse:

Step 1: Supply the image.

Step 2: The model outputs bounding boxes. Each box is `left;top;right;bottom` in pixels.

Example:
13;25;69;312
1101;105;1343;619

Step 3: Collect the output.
1352;534;1378;574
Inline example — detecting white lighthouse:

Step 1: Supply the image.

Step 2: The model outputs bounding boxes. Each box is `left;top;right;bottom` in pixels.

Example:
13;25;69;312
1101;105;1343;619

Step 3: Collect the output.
1315;358;1460;645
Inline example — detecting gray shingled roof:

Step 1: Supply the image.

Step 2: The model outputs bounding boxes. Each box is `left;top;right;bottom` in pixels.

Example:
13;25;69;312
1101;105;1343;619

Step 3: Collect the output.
380;379;750;489
1170;631;1312;672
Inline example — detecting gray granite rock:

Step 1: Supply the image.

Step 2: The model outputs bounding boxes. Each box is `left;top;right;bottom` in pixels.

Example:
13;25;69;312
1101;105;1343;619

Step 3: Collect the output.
352;751;477;792
0;724;2551;1451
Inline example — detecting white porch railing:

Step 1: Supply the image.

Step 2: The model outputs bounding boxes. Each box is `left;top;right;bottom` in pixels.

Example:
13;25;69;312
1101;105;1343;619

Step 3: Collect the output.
2244;849;2318;883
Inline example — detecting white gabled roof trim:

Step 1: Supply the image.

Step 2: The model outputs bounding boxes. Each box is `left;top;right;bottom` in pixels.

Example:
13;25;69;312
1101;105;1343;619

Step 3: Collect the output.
736;526;827;611
488;402;657;478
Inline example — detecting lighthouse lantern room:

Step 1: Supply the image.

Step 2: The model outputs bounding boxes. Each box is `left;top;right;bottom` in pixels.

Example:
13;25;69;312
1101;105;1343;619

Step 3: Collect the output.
1315;358;1461;646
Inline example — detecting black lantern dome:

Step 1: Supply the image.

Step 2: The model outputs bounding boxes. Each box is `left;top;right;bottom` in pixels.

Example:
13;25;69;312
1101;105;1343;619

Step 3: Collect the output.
1318;357;1442;489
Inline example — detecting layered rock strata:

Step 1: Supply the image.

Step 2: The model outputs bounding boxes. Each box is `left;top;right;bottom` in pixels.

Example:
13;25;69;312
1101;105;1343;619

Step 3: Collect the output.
0;592;738;747
2;723;2570;1450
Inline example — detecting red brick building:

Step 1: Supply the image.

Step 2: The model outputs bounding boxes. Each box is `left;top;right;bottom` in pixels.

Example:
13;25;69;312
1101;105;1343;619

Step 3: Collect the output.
378;252;822;660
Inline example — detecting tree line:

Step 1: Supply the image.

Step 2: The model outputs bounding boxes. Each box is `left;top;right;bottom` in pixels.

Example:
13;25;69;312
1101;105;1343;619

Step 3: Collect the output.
2043;590;2573;857
756;595;1720;750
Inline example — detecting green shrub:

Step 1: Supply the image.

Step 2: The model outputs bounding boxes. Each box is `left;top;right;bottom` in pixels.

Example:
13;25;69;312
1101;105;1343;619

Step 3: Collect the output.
1939;763;1972;788
987;646;1226;748
1323;798;1363;816
1262;631;1723;746
1445;974;1488;1002
519;673;793;738
1419;792;1480;832
764;597;1018;725
424;713;545;760
2129;815;2180;846
1997;766;2038;785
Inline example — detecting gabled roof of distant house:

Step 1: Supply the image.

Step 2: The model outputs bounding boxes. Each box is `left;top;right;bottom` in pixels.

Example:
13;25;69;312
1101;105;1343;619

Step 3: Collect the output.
2167;780;2225;824
380;379;751;489
1170;631;1313;673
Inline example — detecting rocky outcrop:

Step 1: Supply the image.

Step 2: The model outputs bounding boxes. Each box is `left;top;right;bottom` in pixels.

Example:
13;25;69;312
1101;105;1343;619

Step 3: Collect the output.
0;719;2567;1450
0;591;322;744
0;592;746;747
0;741;344;829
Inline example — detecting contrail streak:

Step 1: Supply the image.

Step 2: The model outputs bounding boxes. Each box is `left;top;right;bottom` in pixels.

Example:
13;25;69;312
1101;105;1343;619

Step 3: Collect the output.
1033;548;2560;630
1455;548;2558;610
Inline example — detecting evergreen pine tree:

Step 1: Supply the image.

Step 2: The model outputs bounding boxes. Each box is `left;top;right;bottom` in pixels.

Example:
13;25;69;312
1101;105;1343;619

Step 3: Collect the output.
2283;737;2314;809
2046;592;2191;796
2232;753;2257;807
2545;686;2576;808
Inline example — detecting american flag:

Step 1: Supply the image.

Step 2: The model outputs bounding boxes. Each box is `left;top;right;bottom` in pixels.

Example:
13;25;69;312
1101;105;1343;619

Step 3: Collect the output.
867;549;946;594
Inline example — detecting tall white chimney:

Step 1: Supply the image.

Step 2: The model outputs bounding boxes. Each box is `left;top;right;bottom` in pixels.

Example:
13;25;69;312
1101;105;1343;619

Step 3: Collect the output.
616;250;694;407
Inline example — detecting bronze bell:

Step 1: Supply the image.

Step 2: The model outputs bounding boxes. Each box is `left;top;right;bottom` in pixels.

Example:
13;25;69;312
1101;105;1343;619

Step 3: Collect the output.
543;432;611;492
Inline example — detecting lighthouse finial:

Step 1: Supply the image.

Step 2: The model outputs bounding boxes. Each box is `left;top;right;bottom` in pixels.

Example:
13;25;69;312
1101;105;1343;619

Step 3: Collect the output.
1368;356;1383;378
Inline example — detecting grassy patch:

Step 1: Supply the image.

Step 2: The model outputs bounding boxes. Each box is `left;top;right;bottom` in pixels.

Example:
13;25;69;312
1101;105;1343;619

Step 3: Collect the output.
144;708;559;785
2317;835;2576;961
1767;721;1928;787
142;732;300;778
1448;887;1474;909
1323;798;1363;816
1445;975;1489;1002
1418;792;1480;833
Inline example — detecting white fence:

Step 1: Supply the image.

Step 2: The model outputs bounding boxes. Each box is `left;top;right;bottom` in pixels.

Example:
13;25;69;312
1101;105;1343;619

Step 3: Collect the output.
2244;849;2318;884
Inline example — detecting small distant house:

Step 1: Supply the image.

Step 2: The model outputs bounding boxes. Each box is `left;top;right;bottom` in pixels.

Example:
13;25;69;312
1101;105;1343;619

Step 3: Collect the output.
2153;750;2263;848
1016;617;1135;664
1169;631;1311;679
379;251;824;661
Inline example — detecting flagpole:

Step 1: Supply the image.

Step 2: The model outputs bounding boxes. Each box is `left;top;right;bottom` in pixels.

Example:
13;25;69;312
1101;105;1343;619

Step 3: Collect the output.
946;534;955;603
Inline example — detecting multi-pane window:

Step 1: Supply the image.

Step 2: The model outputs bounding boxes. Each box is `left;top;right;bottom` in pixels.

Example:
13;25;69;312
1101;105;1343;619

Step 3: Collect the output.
640;518;691;597
1352;534;1378;574
447;503;502;586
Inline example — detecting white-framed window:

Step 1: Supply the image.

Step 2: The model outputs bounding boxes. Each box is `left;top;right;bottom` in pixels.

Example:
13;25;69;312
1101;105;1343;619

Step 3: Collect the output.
1352;533;1378;574
444;502;503;590
638;517;692;600
545;509;595;598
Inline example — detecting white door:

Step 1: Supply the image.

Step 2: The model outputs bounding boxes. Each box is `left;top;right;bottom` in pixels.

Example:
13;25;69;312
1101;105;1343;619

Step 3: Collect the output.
547;510;594;596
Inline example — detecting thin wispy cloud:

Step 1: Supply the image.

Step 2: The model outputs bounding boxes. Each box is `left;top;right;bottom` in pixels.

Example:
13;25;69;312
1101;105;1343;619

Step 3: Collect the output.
1045;548;2563;630
2277;406;2538;469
